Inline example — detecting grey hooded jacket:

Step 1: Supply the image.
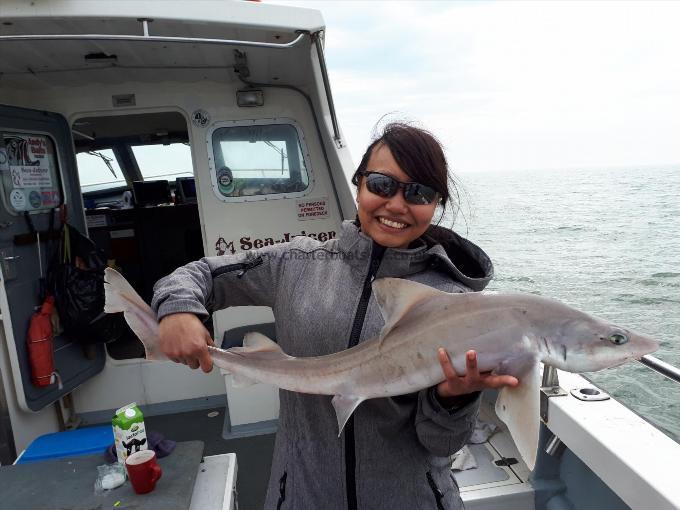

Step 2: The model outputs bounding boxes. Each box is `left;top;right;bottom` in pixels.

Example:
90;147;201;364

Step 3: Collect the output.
152;220;494;510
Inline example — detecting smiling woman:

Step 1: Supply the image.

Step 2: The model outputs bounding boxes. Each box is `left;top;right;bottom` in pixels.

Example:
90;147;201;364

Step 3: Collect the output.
152;120;511;509
351;123;450;248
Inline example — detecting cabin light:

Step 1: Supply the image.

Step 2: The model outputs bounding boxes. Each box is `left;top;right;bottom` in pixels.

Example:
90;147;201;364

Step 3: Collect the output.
237;89;264;107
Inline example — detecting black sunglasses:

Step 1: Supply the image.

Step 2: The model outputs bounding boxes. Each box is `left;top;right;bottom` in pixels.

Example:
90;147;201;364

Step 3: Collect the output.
358;171;439;205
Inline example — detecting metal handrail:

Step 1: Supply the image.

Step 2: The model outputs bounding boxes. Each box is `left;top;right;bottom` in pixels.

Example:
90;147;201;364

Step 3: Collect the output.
638;355;680;384
0;18;306;49
311;31;342;147
0;32;305;49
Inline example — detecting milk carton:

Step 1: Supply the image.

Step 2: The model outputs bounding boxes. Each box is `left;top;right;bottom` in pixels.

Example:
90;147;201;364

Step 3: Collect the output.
112;402;148;464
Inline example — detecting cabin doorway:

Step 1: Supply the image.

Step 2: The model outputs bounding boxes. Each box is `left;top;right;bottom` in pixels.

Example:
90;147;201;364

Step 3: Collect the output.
72;111;205;360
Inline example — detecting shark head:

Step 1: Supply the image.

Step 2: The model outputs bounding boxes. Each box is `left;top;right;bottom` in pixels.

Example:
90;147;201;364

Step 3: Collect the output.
544;316;659;372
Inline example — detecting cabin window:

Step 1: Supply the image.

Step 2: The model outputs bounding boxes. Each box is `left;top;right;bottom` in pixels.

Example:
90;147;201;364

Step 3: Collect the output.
131;143;193;181
0;132;63;213
76;149;126;193
209;122;311;201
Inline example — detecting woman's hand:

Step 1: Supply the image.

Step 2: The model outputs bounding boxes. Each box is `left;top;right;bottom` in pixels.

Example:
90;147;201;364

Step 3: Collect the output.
436;348;519;399
158;313;215;373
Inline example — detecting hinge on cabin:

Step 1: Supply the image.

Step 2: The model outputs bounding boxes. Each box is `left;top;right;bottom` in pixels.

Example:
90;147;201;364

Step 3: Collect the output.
55;392;82;431
233;50;250;79
540;366;568;423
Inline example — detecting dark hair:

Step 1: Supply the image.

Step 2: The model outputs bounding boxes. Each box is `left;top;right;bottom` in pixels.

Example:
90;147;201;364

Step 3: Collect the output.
351;122;452;210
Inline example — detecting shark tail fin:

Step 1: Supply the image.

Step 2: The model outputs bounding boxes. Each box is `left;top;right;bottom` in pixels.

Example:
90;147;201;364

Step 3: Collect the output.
104;267;167;361
104;267;152;314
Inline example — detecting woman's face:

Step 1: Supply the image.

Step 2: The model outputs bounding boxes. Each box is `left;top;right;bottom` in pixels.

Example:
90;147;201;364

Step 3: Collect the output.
357;144;437;249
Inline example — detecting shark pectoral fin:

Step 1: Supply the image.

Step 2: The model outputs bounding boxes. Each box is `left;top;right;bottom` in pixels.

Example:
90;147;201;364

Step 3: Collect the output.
331;395;365;436
373;278;448;344
495;360;541;471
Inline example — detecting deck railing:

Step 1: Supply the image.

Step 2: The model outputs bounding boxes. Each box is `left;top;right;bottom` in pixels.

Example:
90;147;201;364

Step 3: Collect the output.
638;355;680;384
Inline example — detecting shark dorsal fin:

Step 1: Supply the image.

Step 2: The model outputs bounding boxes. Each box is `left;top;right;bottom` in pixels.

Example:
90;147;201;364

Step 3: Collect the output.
227;332;291;361
244;332;280;352
220;332;290;387
372;278;449;344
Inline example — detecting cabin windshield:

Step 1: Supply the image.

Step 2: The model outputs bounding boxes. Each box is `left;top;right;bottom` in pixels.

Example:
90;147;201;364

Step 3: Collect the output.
131;143;193;182
76;150;125;192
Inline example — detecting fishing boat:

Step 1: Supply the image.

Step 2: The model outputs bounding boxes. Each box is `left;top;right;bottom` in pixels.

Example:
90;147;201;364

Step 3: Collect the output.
0;1;678;508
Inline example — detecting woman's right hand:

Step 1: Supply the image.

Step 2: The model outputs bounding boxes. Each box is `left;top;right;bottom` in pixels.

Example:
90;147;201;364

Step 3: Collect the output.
158;313;215;373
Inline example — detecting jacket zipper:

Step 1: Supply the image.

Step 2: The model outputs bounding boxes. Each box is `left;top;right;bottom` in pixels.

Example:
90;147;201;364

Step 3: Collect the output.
345;244;385;510
211;256;263;279
276;471;287;510
426;471;446;510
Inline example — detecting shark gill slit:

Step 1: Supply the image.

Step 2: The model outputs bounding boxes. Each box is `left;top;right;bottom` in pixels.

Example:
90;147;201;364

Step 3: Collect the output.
561;344;567;362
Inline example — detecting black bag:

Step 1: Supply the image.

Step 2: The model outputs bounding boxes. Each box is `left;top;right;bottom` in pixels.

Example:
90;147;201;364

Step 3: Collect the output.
48;223;112;344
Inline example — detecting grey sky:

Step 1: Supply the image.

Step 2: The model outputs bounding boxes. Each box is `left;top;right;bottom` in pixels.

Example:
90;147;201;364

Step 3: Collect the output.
273;0;680;173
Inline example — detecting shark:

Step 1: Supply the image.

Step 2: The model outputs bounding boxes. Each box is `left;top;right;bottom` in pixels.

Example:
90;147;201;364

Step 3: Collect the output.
104;267;658;469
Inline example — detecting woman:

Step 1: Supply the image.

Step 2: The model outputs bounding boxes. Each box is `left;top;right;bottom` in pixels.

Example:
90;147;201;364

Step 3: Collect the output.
152;123;518;509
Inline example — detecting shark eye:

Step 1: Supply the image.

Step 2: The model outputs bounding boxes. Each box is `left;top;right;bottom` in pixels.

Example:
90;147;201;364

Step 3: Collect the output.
609;333;628;345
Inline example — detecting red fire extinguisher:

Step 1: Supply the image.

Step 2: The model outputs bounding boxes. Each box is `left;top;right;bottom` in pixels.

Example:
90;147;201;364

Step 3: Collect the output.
27;296;58;388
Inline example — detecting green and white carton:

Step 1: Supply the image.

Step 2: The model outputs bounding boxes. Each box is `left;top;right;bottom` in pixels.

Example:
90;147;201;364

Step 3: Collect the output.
112;402;148;464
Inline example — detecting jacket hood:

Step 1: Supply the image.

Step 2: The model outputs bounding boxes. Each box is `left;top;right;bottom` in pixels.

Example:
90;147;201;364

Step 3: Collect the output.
339;221;494;292
422;224;494;291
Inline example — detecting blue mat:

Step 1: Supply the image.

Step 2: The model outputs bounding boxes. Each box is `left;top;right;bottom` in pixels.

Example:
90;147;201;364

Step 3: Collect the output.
16;425;113;464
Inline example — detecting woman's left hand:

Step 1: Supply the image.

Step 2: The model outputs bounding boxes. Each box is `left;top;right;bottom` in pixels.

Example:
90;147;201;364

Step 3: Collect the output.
436;348;519;398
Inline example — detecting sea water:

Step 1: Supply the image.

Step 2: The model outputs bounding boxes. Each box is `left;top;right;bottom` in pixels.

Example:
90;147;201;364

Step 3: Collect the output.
452;165;680;442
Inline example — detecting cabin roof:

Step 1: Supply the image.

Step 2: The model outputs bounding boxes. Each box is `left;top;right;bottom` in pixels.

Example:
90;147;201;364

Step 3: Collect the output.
0;1;323;90
0;0;324;34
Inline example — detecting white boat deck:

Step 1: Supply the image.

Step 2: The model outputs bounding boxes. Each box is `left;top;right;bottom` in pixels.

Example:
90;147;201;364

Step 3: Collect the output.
190;453;238;510
456;401;535;510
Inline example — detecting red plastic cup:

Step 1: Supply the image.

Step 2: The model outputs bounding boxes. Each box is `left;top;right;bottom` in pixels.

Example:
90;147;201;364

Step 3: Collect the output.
125;449;162;494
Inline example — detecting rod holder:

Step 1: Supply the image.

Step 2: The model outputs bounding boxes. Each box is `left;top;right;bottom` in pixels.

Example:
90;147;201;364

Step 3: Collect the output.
545;433;566;457
542;365;560;387
540;365;568;423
